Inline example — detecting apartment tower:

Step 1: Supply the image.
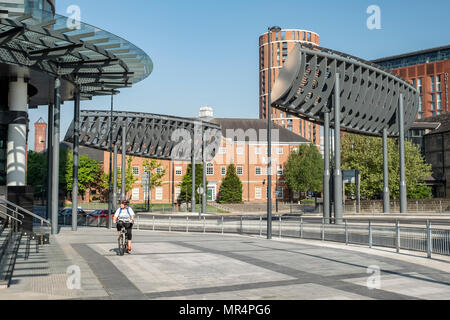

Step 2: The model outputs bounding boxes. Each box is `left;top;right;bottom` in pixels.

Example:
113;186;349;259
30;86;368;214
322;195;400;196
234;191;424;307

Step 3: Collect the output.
259;29;321;146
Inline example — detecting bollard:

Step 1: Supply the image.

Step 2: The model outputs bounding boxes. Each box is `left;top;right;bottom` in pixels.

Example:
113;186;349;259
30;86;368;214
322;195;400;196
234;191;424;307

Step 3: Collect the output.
369;220;373;248
440;200;443;213
169;216;172;232
221;216;224;235
153;216;155;231
426;220;432;259
322;218;325;241
279;216;282;239
396;220;400;253
260;216;262;237
203;216;206;233
300;218;303;239
186;216;189;233
416;201;419;213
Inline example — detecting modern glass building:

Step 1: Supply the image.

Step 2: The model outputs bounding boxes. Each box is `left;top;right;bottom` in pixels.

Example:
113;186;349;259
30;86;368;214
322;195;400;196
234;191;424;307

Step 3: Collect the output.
373;45;450;119
0;0;54;15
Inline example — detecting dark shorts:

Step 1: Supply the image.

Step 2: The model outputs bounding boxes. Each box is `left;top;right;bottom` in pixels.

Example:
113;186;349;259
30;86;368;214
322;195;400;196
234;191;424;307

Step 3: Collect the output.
116;221;133;240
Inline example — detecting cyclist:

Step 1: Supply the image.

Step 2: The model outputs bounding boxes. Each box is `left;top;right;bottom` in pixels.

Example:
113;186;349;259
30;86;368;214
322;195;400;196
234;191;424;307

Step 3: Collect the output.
113;200;135;253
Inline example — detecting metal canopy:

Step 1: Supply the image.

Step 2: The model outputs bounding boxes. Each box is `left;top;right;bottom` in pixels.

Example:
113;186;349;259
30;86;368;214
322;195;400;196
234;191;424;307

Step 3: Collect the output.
271;43;420;137
64;110;222;162
0;9;152;101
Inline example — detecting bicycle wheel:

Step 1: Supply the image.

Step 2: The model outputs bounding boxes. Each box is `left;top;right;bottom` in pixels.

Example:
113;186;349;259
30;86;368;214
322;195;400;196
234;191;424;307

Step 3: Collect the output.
118;232;125;256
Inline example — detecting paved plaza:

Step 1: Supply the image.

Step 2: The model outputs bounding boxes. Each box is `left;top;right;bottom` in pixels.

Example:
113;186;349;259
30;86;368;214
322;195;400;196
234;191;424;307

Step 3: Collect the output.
1;227;450;300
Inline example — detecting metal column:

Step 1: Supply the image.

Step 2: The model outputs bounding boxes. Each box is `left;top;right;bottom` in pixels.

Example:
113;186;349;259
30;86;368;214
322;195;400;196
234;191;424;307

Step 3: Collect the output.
333;74;343;224
398;94;407;213
113;144;118;211
383;128;390;213
202;125;207;215
71;89;80;231
107;94;114;229
191;133;196;213
323;110;331;223
121;123;127;202
267;30;273;239
46;103;53;221
51;77;61;235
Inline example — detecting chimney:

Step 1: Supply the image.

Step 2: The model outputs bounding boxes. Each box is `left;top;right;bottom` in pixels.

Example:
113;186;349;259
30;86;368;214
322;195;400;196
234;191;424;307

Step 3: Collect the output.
34;117;47;153
199;105;214;121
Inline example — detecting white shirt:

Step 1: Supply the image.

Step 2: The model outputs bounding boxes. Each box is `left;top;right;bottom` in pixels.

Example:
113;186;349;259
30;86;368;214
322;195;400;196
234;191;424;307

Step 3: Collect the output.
114;207;135;222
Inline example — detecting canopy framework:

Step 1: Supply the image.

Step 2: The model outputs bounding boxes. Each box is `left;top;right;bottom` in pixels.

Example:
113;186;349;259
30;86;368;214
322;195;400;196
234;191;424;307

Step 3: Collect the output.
271;43;419;137
64;110;222;162
0;9;152;102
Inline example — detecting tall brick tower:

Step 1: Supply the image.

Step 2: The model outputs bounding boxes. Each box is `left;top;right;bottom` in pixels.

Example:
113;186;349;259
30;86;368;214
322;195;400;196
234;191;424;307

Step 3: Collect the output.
34;117;47;153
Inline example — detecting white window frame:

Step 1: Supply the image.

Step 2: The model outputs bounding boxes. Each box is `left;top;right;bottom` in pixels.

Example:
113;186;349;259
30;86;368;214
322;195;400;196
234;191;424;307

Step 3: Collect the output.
277;147;284;155
206;163;214;176
255;166;262;176
236;166;244;176
132;166;140;177
155;187;163;201
221;166;226;176
175;166;183;176
255;186;262;200
132;187;140;201
255;147;261;155
237;147;244;155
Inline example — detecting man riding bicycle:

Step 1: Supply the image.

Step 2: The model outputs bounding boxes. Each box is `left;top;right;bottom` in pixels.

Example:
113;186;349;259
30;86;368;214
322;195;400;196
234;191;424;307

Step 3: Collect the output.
113;200;135;253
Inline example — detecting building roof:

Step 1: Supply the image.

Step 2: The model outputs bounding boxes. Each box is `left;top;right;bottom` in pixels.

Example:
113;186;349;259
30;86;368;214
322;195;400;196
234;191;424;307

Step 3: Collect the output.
372;44;450;64
211;118;310;144
60;142;105;163
418;113;450;135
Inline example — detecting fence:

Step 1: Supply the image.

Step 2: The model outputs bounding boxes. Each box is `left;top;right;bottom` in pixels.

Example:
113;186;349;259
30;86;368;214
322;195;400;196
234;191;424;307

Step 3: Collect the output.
57;214;450;258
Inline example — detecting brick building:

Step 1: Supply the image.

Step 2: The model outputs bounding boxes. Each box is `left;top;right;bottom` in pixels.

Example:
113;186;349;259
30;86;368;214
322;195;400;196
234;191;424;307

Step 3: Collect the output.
259;29;321;147
34;117;47;153
373;45;450;119
102;107;310;204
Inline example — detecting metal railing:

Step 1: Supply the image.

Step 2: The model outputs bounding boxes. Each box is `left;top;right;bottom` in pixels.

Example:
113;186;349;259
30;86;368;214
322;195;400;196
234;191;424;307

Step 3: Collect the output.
58;214;450;259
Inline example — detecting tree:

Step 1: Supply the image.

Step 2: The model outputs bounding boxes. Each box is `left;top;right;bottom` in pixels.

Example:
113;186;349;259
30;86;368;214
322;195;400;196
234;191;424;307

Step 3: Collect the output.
179;164;204;204
218;164;243;204
99;156;139;201
142;159;166;208
65;154;103;200
284;144;324;196
341;133;432;199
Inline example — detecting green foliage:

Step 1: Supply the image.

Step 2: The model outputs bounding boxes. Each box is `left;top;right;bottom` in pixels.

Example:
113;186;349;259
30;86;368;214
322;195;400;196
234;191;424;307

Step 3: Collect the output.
284;144;324;194
218;164;243;204
99;156;139;201
65;153;102;197
26;151;47;195
179;164;204;204
142;159;166;188
341;133;432;200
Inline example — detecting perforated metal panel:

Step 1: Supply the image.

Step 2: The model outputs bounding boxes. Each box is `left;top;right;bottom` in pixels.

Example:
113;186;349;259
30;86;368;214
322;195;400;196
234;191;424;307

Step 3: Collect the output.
64;110;222;162
271;43;420;137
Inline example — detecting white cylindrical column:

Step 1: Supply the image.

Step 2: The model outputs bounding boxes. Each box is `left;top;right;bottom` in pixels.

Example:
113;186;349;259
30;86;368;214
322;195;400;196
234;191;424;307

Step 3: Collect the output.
7;77;28;186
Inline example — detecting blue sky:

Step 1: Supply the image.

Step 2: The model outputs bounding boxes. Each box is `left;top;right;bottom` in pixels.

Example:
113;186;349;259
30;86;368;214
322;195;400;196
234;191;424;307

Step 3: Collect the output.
28;0;450;149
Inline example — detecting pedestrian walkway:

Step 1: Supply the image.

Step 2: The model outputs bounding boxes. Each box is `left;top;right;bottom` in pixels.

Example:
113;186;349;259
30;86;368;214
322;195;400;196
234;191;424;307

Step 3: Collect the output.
1;227;449;300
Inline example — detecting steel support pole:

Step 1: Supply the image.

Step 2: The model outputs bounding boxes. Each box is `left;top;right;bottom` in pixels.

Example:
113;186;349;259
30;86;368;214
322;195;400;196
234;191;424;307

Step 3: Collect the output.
71;89;80;231
323;110;331;223
51;77;61;235
333;74;343;224
113;144;118;212
121;124;127;202
356;171;361;213
267;29;273;239
202;126;207;215
107;94;114;229
398;94;407;213
382;128;390;213
46;103;53;221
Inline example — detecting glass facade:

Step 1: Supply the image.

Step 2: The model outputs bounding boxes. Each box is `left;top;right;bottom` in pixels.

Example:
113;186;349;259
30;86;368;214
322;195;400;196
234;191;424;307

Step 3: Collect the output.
375;47;450;69
0;125;6;186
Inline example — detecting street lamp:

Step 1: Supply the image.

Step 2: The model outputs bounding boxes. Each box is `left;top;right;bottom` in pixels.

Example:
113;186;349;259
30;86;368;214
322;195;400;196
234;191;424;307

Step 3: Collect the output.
267;25;281;240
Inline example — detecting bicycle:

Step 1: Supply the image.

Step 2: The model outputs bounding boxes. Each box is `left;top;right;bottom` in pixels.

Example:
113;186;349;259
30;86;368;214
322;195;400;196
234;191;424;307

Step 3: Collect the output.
117;222;129;256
